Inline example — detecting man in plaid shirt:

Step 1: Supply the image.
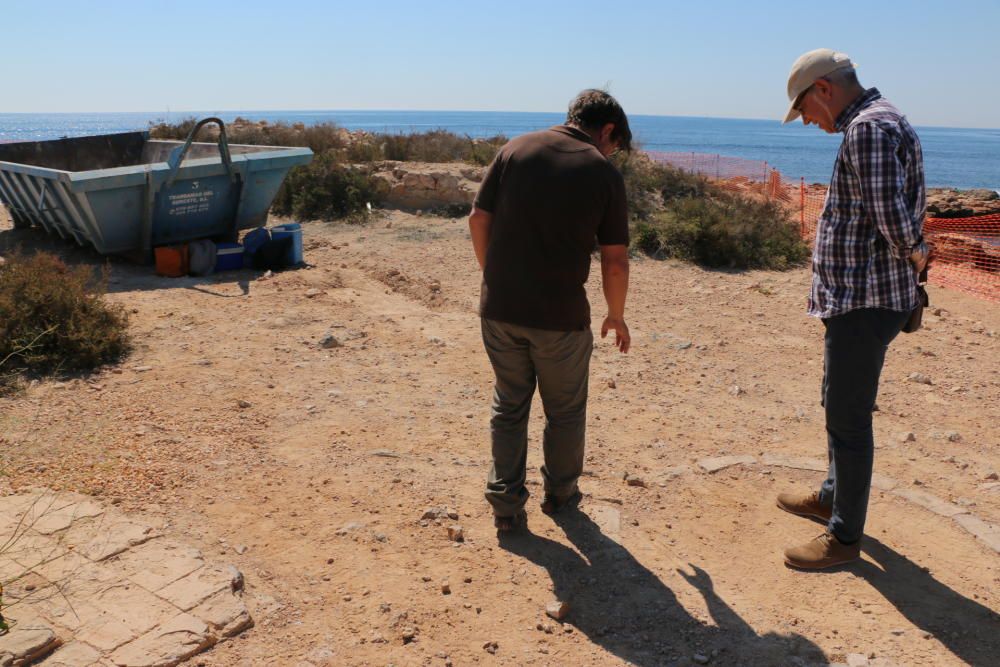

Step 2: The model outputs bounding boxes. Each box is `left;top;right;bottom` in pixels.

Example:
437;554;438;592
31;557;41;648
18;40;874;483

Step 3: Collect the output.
776;49;929;569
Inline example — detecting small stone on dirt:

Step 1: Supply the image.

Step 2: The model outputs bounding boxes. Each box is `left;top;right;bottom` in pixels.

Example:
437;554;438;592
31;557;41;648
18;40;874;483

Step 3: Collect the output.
899;432;916;442
447;525;464;542
693;653;710;664
305;288;322;298
624;473;647;488
908;372;933;385
237;400;252;409
728;384;745;396
441;582;451;595
320;333;341;349
483;641;498;654
546;600;570;621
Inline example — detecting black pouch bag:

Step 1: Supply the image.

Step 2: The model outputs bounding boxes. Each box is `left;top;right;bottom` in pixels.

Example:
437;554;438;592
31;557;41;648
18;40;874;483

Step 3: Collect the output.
252;236;293;271
902;266;929;334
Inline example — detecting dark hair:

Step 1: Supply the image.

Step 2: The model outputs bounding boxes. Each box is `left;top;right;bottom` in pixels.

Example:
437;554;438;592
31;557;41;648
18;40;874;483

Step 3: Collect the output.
566;89;633;153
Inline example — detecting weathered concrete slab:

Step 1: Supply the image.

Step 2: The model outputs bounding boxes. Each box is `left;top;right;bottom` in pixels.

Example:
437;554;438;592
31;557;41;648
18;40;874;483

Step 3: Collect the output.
43;641;102;667
761;454;827;472
0;625;61;665
109;613;215;667
32;500;105;536
698;455;756;473
73;519;160;562
191;590;253;638
156;564;240;611
89;582;177;636
892;488;968;518
116;540;204;592
953;514;1000;553
0;490;251;666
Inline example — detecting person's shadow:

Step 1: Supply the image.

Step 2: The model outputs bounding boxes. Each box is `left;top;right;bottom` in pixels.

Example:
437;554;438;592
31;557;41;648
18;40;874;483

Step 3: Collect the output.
852;537;1000;667
499;506;827;666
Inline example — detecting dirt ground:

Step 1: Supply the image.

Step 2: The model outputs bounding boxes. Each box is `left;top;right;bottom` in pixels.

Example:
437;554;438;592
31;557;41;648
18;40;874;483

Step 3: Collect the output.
1;208;998;667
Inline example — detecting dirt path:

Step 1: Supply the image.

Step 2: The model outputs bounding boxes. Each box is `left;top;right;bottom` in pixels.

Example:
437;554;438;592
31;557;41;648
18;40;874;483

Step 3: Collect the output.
2;210;998;666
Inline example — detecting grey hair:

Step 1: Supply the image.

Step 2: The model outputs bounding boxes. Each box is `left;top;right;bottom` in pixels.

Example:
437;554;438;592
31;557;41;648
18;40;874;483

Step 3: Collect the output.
822;66;862;89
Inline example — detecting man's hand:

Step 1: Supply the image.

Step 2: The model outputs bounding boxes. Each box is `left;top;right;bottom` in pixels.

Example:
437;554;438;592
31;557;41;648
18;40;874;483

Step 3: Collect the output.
601;316;630;353
909;246;929;274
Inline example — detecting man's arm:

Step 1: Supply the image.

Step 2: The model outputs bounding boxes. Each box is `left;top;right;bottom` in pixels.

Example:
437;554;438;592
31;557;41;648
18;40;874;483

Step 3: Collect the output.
599;244;630;353
850;123;927;270
468;206;492;271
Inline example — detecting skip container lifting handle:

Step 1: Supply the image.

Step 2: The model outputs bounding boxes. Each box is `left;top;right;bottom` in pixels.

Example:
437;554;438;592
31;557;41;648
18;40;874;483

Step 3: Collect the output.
164;117;237;187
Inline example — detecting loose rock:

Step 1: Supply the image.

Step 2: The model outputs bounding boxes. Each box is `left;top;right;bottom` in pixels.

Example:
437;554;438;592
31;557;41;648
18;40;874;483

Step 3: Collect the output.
319;333;341;349
447;525;464;542
545;600;570;621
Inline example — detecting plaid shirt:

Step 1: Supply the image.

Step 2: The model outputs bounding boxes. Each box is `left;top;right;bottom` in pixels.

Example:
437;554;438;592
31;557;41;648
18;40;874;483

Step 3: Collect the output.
809;88;927;318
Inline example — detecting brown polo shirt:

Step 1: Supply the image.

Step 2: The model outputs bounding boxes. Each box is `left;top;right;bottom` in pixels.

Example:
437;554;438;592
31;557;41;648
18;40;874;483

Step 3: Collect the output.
473;125;628;331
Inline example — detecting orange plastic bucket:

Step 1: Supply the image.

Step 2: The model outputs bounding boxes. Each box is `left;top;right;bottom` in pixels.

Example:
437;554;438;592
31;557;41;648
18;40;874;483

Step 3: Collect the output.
154;244;190;277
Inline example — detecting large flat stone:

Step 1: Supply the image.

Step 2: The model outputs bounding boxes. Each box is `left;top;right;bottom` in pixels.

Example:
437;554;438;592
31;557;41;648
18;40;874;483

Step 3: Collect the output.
43;641;103;667
893;487;968;518
156;564;242;611
90;581;178;635
953;514;1000;553
75;615;141;653
116;540;204;592
32;500;105;536
4;530;64;571
0;625;61;664
761;454;827;472
110;613;216;667
698;455;756;473
71;519;161;562
190;590;253;638
21;548;89;584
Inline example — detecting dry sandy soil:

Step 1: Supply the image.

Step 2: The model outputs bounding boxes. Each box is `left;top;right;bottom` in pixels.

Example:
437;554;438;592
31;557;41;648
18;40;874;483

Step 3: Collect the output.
1;207;998;667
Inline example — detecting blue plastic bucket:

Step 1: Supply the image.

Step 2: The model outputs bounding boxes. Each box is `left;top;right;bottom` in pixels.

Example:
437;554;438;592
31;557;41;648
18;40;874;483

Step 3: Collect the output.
270;223;303;266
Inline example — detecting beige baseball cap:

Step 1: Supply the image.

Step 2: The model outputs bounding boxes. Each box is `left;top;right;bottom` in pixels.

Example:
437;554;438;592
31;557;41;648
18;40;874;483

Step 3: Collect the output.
783;48;856;124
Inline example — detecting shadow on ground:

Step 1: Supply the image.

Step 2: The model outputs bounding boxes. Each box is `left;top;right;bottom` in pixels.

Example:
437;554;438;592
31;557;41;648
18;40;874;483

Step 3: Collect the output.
853;537;1000;667
500;506;828;667
0;224;259;296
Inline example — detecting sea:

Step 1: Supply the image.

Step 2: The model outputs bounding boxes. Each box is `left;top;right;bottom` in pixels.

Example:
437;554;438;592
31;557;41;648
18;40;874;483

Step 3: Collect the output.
0;110;998;190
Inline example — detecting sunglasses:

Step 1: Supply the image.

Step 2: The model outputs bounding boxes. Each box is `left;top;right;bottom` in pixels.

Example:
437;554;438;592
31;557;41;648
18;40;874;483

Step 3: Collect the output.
793;84;816;113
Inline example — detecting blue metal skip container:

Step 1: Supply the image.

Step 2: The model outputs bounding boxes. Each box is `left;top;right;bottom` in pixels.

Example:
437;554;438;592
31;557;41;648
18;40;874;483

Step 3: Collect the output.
0;118;312;259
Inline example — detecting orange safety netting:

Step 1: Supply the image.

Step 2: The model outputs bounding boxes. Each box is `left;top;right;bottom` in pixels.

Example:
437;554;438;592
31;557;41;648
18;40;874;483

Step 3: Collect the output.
647;151;999;302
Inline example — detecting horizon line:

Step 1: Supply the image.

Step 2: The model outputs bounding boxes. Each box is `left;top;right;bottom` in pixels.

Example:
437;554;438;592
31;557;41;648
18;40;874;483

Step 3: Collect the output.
0;109;996;132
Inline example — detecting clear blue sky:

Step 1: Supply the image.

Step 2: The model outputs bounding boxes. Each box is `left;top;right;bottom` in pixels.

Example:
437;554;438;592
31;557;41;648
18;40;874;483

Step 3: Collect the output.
2;0;997;128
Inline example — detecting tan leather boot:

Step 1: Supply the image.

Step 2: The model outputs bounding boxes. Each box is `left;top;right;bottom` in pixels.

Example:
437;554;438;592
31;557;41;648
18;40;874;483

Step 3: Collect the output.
776;490;832;523
784;532;860;569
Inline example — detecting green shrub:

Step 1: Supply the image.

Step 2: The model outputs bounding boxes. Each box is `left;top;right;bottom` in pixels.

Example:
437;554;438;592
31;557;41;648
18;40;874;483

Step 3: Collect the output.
615;152;716;222
378;130;504;164
0;252;130;393
272;153;382;221
633;195;809;270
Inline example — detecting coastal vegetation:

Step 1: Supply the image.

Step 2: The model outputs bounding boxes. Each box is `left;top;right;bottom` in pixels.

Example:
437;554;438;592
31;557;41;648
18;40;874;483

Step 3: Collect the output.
151;119;809;269
0;251;130;395
618;153;810;269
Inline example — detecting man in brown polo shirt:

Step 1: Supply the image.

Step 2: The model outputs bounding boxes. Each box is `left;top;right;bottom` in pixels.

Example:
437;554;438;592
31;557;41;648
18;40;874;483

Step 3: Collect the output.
468;89;632;532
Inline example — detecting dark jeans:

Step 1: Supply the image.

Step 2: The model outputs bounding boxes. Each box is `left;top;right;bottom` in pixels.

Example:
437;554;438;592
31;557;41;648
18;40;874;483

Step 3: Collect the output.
481;318;593;517
818;307;909;544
